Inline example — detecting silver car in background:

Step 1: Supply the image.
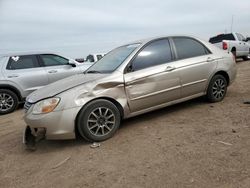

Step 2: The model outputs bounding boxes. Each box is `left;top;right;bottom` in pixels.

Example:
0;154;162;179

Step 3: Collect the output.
23;36;237;147
0;53;92;114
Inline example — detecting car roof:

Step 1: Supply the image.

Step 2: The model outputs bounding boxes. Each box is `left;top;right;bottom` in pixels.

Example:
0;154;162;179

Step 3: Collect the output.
0;51;60;57
124;35;200;46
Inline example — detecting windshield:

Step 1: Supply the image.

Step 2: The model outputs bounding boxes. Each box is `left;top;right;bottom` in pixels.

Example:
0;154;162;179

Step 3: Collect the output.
86;43;140;73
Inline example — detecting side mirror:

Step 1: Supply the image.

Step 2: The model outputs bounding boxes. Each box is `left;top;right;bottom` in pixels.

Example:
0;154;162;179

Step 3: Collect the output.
68;60;76;67
126;64;133;73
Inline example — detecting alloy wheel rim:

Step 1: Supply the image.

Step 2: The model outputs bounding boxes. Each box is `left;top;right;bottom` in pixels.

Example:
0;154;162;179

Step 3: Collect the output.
212;79;226;99
0;93;14;112
87;107;115;136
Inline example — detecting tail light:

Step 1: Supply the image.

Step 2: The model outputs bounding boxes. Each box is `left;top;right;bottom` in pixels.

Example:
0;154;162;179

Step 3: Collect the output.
222;42;228;50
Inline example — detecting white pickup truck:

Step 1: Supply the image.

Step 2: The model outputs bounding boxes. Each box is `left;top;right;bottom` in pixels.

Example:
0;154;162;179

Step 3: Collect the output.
209;32;250;60
75;53;106;63
85;53;106;63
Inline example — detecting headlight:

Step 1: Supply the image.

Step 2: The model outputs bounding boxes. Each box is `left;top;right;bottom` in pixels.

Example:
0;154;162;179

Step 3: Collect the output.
32;98;60;114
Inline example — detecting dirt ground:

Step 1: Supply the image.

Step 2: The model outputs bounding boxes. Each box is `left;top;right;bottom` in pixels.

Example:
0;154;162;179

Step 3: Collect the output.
0;60;250;188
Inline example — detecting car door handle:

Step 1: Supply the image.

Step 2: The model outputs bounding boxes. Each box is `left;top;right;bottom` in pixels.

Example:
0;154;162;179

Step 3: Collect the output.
165;66;176;72
207;57;215;62
7;74;19;78
48;70;58;73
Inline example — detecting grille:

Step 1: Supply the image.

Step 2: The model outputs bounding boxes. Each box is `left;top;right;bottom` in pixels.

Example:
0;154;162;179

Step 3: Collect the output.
24;101;32;112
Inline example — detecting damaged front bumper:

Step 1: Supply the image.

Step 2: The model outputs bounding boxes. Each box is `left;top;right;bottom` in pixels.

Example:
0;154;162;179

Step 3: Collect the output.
23;126;46;150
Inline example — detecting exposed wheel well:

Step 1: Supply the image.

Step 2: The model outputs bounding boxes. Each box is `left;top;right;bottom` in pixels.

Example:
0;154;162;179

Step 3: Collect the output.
214;71;230;85
0;85;22;101
74;97;125;138
99;97;124;118
231;47;236;52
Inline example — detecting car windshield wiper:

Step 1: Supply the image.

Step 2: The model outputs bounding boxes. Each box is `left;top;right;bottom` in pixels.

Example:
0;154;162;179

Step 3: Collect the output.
85;70;102;74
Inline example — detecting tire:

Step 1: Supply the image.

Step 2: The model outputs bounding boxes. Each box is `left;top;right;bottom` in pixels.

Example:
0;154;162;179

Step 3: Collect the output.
0;89;19;115
231;50;236;60
242;56;249;61
77;99;121;142
206;75;228;103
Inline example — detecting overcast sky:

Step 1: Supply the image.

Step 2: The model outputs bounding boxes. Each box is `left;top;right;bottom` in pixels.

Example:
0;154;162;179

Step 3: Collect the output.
0;0;249;58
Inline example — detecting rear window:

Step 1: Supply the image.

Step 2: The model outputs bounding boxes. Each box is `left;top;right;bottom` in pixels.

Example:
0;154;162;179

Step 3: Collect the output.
209;34;235;43
7;55;40;70
236;33;245;41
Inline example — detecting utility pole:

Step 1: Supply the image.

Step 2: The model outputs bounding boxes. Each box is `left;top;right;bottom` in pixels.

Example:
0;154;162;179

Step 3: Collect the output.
231;15;234;32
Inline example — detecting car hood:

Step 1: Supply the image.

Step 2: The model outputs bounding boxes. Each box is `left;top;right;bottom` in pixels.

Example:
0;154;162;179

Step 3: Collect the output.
26;73;106;103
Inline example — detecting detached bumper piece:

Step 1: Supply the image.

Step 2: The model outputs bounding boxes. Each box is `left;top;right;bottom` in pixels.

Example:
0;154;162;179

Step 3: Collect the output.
23;126;46;151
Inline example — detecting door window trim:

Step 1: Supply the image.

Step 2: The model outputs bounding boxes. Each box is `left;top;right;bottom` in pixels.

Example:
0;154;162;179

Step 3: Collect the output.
38;54;70;67
124;37;175;74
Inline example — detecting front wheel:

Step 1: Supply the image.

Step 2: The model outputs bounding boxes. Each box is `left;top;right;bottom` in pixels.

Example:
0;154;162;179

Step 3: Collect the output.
0;89;19;115
206;75;228;103
77;99;121;142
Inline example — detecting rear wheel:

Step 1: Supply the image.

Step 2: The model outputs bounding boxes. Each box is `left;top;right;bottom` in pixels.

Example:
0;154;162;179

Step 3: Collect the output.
231;49;236;60
206;75;228;103
242;56;249;61
77;99;121;142
0;89;19;115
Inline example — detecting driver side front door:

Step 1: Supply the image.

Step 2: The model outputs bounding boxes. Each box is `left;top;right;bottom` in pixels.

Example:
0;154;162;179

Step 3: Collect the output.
124;39;181;113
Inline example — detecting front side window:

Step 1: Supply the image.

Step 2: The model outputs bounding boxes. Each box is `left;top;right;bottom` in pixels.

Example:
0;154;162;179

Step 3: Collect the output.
40;54;69;66
131;39;172;71
7;55;40;70
173;37;209;60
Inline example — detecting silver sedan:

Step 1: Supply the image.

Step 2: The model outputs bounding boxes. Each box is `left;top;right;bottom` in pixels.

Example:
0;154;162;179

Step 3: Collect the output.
23;36;237;147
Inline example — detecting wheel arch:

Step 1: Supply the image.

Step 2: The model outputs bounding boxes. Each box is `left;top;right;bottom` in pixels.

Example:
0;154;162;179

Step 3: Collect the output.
206;70;230;93
231;46;236;52
74;97;125;137
214;71;230;84
231;47;236;56
0;84;23;101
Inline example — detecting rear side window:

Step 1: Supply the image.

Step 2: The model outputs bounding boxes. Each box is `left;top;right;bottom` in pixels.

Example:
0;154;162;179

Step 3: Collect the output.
7;55;40;70
173;37;209;60
40;54;69;66
209;34;235;43
132;39;172;71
